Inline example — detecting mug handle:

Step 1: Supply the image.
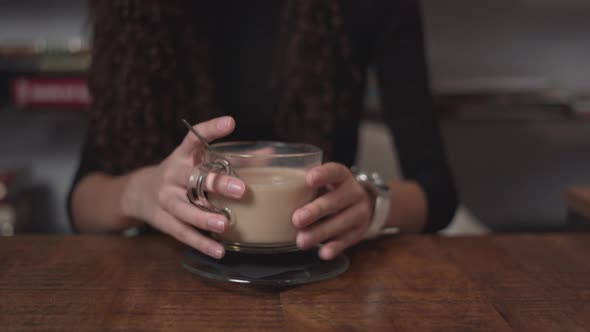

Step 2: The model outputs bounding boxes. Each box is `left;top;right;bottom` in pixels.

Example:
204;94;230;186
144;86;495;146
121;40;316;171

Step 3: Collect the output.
186;159;235;226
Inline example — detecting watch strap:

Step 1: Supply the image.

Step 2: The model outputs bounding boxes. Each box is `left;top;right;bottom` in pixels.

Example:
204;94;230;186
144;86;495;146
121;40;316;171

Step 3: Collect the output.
363;191;392;239
351;167;397;240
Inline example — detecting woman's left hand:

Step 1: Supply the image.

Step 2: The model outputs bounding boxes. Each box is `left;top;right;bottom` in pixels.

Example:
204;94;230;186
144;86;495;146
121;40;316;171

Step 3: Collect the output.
292;162;374;260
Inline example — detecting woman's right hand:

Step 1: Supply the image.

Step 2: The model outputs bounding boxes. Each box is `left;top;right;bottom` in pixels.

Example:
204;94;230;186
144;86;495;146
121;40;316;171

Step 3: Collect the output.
121;116;245;259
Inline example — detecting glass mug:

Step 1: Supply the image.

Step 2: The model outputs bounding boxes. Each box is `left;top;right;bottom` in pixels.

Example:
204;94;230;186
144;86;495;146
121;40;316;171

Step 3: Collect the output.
187;141;323;253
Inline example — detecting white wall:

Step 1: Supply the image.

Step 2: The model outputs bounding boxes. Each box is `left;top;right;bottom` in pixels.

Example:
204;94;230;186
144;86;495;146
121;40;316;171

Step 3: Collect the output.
3;0;589;95
0;0;88;45
422;0;590;95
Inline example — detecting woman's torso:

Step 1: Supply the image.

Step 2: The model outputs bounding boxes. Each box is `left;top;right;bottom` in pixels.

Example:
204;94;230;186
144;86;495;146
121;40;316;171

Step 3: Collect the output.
199;0;376;166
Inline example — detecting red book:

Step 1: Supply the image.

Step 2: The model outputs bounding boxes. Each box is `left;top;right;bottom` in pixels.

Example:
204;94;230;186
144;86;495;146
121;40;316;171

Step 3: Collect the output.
11;77;91;109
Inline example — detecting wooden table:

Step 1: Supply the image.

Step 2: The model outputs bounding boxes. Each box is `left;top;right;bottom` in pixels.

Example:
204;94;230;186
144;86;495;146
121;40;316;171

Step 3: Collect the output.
1;234;589;331
566;187;590;231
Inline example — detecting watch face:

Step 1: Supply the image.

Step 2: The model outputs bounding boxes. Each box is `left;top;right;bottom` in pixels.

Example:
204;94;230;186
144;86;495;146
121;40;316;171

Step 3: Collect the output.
355;173;370;182
352;168;389;194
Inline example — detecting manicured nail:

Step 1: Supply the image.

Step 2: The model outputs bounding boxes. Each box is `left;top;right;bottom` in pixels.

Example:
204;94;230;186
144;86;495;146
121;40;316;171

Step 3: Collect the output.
227;180;245;197
207;218;226;233
294;208;310;227
320;247;334;261
217;117;232;130
208;246;225;259
296;233;307;249
308;170;321;185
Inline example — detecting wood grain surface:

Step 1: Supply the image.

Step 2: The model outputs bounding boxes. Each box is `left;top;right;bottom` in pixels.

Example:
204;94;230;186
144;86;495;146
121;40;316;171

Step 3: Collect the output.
0;234;588;331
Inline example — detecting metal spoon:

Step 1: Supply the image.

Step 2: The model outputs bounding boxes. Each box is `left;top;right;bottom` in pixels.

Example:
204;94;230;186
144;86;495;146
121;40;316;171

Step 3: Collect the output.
181;119;213;150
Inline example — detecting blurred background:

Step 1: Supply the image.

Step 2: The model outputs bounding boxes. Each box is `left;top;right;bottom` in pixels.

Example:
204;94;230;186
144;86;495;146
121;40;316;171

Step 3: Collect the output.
1;0;589;235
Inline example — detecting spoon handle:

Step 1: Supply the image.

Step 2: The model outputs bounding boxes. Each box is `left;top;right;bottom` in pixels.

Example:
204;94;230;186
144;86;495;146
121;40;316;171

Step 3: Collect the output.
181;119;212;150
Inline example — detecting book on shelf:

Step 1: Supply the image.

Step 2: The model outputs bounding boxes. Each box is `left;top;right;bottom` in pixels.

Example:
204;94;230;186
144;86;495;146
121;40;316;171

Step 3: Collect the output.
1;43;90;111
11;76;90;110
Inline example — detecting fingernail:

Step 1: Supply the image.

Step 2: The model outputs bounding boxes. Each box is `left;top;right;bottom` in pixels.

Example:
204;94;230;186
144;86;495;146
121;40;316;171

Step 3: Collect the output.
296;233;307;249
207;218;226;233
227;180;245;197
308;170;320;185
217;117;232;130
320;247;334;261
294;208;310;227
208;246;225;259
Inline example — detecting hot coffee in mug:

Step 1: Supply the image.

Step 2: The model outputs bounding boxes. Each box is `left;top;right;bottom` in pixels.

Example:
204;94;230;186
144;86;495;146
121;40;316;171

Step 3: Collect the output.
187;141;322;253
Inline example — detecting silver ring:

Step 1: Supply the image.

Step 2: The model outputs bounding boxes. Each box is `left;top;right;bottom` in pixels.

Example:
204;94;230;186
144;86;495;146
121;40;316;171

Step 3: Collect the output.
186;159;234;223
196;168;208;204
187;169;200;206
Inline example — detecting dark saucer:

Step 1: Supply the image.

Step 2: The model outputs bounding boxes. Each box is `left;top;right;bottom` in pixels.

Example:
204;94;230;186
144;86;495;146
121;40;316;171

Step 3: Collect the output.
181;247;349;287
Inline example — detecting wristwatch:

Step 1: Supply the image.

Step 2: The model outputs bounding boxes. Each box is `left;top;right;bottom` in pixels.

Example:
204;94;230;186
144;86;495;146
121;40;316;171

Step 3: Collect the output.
351;167;398;239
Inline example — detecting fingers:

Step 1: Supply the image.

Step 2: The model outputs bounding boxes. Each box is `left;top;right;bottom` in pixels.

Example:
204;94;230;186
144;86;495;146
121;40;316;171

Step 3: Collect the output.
194;116;235;143
318;225;366;261
154;209;226;259
307;162;351;188
292;183;363;228
163;165;245;199
296;201;369;251
204;172;245;199
294;162;372;260
175;116;235;157
158;189;229;233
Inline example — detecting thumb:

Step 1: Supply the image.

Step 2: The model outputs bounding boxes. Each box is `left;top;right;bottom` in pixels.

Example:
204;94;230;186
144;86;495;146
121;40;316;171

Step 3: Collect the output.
175;116;235;157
